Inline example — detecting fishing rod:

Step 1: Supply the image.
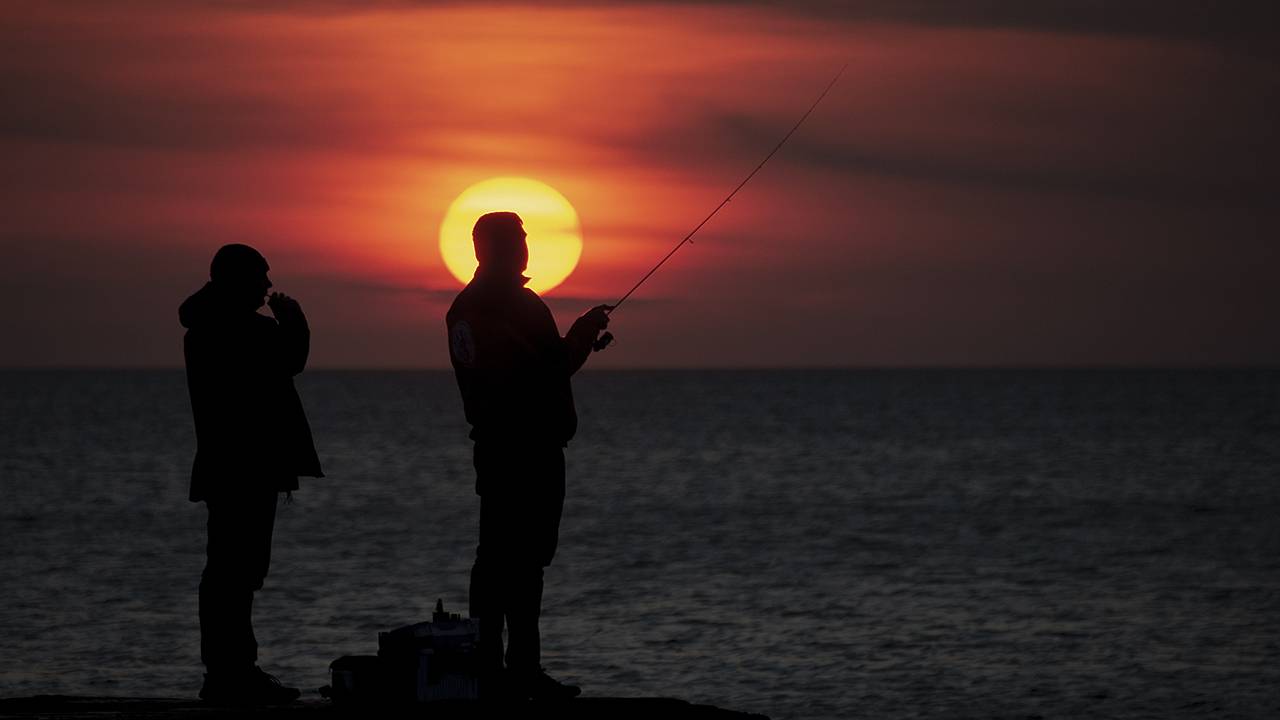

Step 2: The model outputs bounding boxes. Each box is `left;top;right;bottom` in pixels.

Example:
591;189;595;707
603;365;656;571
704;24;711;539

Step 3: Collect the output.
593;64;847;352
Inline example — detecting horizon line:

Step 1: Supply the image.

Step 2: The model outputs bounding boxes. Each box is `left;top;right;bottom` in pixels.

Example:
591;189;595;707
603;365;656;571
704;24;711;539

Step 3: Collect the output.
1;364;1277;372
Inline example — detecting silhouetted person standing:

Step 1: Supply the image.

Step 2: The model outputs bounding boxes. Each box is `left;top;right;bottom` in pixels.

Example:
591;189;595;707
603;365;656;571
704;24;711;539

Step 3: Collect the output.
446;212;609;700
179;244;322;704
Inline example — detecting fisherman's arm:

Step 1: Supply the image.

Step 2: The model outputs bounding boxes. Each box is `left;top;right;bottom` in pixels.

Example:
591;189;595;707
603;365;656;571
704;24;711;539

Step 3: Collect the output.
268;292;310;376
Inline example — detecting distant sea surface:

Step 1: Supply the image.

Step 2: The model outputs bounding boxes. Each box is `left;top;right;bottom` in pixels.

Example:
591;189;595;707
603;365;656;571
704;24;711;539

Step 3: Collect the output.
1;369;1278;719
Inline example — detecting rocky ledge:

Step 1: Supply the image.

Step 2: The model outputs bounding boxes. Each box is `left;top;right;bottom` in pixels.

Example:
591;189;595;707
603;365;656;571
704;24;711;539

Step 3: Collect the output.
0;696;770;720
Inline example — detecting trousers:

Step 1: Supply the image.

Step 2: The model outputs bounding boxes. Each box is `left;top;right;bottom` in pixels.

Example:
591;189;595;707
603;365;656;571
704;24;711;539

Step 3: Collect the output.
469;443;566;674
199;489;279;672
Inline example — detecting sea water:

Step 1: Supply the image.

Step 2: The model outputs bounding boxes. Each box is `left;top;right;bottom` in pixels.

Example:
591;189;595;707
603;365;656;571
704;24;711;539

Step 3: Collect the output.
1;369;1277;719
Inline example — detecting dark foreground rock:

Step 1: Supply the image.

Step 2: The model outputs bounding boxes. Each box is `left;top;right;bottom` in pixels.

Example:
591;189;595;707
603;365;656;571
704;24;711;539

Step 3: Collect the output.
0;696;769;720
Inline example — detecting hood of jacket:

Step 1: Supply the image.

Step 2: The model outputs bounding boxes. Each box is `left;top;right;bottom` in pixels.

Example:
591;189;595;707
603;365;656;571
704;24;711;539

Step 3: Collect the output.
179;282;246;329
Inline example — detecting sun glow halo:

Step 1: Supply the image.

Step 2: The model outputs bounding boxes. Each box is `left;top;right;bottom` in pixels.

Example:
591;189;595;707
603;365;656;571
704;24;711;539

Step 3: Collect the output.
439;177;582;294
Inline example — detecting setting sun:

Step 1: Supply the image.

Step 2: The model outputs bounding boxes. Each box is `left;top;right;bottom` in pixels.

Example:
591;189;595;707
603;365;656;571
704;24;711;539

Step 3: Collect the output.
439;177;583;294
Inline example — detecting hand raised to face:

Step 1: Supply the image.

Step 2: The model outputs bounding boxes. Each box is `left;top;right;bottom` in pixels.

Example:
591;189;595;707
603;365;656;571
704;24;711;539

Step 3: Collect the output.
267;292;305;323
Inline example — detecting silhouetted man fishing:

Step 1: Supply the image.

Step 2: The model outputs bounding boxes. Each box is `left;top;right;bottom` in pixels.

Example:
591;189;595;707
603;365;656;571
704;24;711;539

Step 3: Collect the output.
179;244;322;704
446;212;610;700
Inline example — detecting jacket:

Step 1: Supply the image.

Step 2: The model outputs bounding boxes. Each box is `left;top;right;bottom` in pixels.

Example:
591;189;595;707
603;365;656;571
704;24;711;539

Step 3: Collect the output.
180;282;323;501
446;272;594;448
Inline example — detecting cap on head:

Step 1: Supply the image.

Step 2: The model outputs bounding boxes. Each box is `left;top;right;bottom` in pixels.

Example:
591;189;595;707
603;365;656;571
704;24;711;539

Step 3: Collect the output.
210;243;269;283
472;212;527;273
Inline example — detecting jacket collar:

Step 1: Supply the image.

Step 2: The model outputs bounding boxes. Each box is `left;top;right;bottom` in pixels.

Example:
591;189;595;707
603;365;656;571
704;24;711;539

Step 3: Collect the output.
472;268;530;289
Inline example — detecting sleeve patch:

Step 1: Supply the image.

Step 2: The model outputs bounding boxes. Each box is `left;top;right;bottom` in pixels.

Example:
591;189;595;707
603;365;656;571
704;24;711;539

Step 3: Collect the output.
450;320;477;367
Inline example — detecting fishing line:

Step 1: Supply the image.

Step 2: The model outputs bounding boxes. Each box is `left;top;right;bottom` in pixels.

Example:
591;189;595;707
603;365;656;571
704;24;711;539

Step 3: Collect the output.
592;64;846;351
612;65;846;312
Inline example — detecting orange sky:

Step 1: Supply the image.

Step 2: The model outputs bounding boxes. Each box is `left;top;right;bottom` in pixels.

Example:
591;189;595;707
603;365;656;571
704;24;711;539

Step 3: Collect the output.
2;1;1276;366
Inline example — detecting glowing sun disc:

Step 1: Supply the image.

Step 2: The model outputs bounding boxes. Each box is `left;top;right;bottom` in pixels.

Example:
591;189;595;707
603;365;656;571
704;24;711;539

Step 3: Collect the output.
439;177;582;294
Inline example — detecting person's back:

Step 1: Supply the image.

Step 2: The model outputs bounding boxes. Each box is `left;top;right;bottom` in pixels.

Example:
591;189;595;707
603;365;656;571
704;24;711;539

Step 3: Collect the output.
446;271;577;450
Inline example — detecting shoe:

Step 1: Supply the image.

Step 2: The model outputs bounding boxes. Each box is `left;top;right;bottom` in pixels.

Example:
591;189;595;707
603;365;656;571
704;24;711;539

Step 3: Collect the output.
199;672;234;704
513;667;581;700
244;667;302;704
200;666;301;705
477;668;514;702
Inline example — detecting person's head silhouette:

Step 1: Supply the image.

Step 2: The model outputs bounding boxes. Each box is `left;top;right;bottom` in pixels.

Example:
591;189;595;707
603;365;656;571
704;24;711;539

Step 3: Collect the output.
210;243;272;310
472;212;528;280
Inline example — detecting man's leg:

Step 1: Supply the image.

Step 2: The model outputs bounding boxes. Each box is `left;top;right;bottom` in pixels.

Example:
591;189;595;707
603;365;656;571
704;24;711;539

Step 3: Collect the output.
502;447;562;674
199;489;292;702
472;444;522;697
501;564;544;674
503;448;578;698
471;502;507;676
201;494;272;673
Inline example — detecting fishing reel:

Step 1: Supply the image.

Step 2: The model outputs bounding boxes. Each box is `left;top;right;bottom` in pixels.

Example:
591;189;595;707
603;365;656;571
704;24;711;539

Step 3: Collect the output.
592;331;614;352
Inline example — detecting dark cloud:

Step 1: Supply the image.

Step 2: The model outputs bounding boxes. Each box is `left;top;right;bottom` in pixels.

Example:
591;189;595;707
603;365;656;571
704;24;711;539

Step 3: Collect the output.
305;274;658;310
685;111;1279;210
601;44;1279;211
769;1;1278;48
0;62;399;153
292;276;463;303
57;0;1280;46
0;15;592;156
